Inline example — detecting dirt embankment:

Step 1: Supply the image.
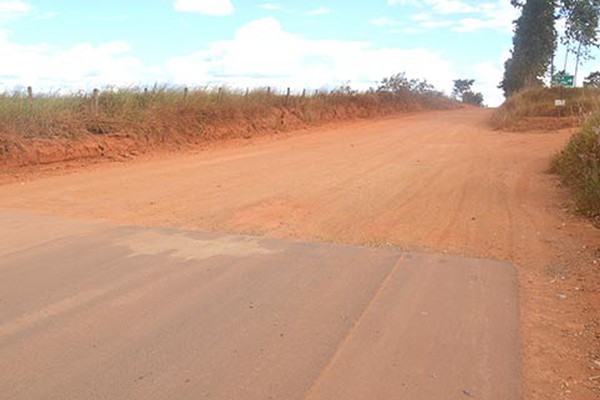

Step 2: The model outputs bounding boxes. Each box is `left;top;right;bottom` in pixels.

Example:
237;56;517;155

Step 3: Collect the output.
0;90;458;169
491;87;600;132
0;106;401;168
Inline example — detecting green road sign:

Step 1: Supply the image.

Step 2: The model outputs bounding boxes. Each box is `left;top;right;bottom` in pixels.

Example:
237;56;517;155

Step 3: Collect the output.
552;74;574;87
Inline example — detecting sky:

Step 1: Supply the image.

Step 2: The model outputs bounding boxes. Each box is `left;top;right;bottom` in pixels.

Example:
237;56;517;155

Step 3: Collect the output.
0;0;599;106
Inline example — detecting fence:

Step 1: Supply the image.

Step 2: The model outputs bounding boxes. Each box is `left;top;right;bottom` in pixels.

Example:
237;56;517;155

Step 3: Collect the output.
21;85;323;113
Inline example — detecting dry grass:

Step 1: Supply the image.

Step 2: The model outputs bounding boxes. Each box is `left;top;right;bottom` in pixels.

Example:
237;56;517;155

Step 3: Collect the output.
552;110;600;220
0;85;458;166
0;86;457;141
491;87;600;131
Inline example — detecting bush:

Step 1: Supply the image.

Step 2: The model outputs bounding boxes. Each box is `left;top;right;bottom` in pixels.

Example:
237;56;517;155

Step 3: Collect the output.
552;111;600;218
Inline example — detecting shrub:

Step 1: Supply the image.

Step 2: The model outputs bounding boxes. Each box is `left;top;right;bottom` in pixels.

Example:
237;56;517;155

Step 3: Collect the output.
552;111;600;218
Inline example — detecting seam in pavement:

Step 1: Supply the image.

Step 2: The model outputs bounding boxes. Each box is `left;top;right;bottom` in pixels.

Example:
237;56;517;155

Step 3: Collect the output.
302;256;404;400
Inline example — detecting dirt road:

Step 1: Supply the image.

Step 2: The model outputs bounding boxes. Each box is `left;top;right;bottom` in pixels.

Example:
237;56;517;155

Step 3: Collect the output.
1;108;599;398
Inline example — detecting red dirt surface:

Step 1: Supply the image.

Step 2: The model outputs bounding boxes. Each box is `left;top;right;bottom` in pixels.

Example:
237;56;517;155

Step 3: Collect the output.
1;108;599;399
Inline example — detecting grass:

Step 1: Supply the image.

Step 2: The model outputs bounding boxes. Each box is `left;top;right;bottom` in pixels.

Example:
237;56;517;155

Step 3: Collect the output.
491;86;600;130
0;85;457;142
552;109;600;219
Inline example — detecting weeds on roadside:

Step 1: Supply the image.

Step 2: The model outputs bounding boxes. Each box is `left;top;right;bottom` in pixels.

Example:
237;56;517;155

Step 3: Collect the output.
0;83;458;142
552;110;600;218
491;87;600;130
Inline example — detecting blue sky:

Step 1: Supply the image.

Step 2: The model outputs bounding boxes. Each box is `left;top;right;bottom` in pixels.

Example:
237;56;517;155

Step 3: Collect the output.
0;0;598;106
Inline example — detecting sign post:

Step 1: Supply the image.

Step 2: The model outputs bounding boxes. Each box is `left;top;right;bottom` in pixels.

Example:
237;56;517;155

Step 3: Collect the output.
552;73;573;117
552;73;575;88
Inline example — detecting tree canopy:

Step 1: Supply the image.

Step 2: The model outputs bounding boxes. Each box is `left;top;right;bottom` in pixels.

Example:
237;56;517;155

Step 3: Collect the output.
500;0;600;97
376;72;439;95
452;79;484;107
560;0;600;58
583;70;600;86
500;0;556;97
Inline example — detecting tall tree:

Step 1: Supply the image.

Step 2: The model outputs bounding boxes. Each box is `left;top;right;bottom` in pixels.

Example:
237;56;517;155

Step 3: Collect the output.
500;0;557;97
501;0;600;97
560;0;600;59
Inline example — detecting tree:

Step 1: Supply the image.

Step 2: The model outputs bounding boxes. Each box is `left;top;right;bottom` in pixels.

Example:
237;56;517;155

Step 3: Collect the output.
409;79;437;94
583;71;600;86
501;0;600;97
462;91;484;106
377;72;411;94
559;0;600;60
452;79;484;106
376;73;442;98
500;0;557;97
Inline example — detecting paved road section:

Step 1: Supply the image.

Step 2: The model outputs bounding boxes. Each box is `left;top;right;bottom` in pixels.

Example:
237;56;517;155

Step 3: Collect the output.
0;211;519;400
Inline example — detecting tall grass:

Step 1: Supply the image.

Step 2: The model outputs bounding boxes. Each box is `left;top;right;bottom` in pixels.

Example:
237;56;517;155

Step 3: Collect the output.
0;85;457;142
491;87;600;130
552;110;600;219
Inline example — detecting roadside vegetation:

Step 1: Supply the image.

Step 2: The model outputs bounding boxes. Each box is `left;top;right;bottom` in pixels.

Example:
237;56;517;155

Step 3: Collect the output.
552;109;600;220
491;86;600;130
0;74;459;166
452;79;484;107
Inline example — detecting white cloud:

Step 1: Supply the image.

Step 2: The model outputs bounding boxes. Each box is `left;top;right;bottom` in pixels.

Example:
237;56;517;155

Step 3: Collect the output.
165;18;456;94
260;3;281;11
0;0;29;13
389;0;480;14
0;31;146;91
471;61;503;106
387;0;419;5
306;7;331;16
0;17;460;100
411;13;432;21
389;0;518;32
174;0;234;16
391;27;426;35
0;0;31;23
420;20;453;28
369;17;402;27
455;48;511;107
453;2;517;32
427;0;479;14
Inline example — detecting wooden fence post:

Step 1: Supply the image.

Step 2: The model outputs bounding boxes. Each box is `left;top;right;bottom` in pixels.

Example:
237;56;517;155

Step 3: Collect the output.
27;86;33;112
285;87;291;105
92;88;99;117
302;88;306;98
266;86;271;95
183;87;189;102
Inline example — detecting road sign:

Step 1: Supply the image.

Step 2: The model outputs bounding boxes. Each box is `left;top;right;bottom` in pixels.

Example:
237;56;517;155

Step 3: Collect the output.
552;74;574;87
555;99;566;107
